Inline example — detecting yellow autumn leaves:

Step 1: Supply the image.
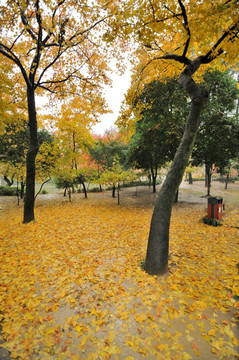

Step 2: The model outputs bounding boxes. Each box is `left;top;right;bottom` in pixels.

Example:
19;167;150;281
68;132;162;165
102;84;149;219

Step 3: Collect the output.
0;194;238;359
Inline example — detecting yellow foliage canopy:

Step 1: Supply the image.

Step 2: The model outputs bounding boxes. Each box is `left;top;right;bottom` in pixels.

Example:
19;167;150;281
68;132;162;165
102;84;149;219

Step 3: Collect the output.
114;0;239;131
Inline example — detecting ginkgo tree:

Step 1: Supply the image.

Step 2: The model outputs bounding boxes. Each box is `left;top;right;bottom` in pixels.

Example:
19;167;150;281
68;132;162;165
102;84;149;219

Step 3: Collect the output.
0;0;118;223
53;96;107;197
55;97;107;170
112;0;239;274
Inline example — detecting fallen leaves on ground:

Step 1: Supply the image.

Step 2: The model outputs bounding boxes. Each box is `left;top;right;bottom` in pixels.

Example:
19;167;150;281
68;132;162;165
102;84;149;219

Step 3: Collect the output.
0;194;238;359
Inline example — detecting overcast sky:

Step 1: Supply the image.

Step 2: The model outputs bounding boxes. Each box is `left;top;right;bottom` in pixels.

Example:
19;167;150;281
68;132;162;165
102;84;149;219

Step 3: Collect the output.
92;68;131;135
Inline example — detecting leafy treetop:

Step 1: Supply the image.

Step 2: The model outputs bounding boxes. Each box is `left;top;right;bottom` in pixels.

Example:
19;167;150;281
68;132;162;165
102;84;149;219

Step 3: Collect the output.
113;0;239;127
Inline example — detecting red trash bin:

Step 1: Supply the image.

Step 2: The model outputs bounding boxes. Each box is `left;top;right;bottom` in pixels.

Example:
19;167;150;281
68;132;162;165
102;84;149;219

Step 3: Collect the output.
207;196;223;220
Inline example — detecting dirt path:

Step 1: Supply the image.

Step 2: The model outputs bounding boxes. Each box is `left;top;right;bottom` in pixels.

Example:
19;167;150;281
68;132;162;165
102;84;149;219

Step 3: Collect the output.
1;180;238;212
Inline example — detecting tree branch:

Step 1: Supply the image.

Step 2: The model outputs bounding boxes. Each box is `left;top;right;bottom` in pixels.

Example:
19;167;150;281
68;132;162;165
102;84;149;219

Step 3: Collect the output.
19;6;38;42
30;0;43;81
67;15;113;43
0;44;30;87
43;0;66;44
177;0;191;58
202;22;239;63
34;177;51;200
34;48;67;89
37;62;92;90
143;12;183;27
9;30;25;51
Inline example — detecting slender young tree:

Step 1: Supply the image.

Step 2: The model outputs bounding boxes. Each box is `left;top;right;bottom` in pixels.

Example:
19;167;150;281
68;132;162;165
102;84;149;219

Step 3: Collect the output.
0;0;116;222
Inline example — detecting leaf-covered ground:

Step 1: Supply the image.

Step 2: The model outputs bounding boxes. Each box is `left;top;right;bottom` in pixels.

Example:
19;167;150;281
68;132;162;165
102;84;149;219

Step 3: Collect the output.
0;186;239;360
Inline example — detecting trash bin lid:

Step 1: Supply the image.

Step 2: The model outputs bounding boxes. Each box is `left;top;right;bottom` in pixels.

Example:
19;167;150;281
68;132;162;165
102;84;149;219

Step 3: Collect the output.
208;196;223;204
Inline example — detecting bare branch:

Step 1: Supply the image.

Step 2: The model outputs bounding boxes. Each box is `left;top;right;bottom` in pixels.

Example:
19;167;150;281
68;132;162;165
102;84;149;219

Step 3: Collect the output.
43;0;66;44
34;178;51;200
19;8;38;42
37;62;93;90
34;48;67;89
148;0;156;20
10;30;25;51
67;15;113;44
143;12;183;27
177;0;191;58
37;85;56;93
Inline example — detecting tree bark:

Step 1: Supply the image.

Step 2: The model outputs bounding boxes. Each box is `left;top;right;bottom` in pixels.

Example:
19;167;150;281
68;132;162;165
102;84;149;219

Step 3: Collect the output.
145;59;206;275
16;180;20;205
148;174;151;188
20;181;25;199
68;187;72;202
225;173;229;189
205;163;211;196
117;183;120;205
23;86;39;223
3;175;14;186
150;166;157;193
79;178;87;199
112;185;116;198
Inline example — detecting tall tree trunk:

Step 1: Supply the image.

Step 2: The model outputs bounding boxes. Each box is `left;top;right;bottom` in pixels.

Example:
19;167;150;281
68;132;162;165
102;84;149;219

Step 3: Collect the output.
145;59;206;275
188;172;193;184
23;86;39;223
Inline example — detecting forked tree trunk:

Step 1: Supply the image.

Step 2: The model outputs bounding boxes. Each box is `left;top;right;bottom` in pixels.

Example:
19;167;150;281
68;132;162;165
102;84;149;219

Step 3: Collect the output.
150;166;157;193
23;86;39;223
145;59;206;275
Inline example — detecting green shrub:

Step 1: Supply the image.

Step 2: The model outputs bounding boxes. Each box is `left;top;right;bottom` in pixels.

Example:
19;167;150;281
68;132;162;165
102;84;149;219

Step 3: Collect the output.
89;187;102;193
0;186;18;196
139;259;146;271
41;189;48;194
202;215;222;227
